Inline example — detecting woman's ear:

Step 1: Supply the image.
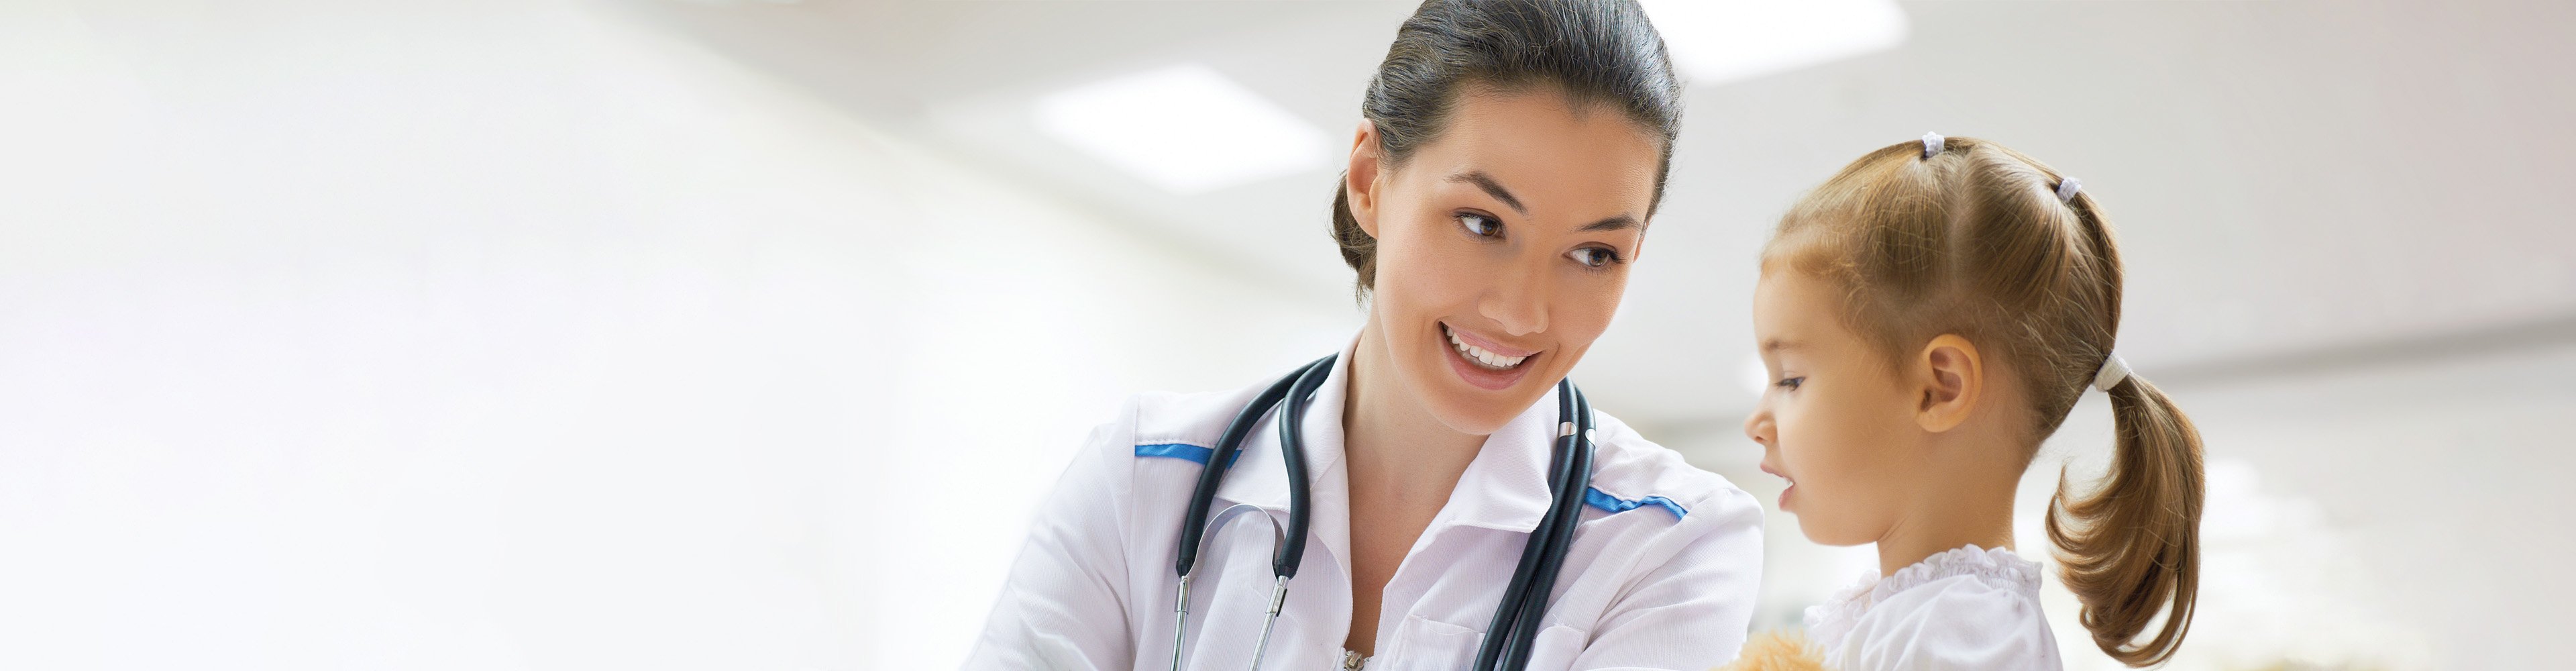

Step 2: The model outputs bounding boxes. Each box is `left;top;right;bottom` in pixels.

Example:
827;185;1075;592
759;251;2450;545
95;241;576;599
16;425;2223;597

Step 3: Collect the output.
1915;334;1983;433
1346;119;1384;239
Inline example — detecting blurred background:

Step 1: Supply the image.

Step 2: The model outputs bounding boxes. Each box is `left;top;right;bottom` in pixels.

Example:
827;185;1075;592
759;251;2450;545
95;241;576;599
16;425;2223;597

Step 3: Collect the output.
3;0;2570;669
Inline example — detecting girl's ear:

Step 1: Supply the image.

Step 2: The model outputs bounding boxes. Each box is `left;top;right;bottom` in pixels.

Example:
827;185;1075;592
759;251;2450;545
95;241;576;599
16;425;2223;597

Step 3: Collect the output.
1915;334;1983;433
1346;120;1385;240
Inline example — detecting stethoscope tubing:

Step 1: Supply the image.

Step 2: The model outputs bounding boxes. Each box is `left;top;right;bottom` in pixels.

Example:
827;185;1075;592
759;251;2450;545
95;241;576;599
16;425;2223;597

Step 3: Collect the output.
1169;354;1591;671
1474;380;1593;670
1176;356;1330;578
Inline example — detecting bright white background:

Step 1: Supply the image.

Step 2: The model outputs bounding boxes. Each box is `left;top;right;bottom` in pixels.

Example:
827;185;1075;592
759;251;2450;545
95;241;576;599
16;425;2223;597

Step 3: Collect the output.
3;1;2569;670
2;2;1351;668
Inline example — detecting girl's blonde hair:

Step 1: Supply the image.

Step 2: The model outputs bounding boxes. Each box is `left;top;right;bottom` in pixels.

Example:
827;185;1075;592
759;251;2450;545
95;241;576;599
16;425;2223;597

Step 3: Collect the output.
1764;137;2205;667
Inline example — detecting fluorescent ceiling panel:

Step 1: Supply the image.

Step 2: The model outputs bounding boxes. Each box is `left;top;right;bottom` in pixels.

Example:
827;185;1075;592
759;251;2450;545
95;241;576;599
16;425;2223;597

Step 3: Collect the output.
1640;0;1909;84
1034;64;1332;195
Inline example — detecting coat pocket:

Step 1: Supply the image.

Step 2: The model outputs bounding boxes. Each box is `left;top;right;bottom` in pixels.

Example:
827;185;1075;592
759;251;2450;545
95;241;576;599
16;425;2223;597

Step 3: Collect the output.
1381;614;1481;671
1381;615;1591;671
1520;624;1590;670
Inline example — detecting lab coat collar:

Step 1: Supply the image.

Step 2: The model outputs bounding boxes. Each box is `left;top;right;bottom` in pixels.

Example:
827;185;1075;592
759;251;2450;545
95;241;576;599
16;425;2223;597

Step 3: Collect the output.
1212;336;1562;535
1440;384;1562;533
1212;340;1354;515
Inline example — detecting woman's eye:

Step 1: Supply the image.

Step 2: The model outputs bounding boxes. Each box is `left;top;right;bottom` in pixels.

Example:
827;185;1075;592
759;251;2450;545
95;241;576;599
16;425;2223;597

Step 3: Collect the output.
1457;213;1501;238
1569;247;1621;268
1774;376;1805;391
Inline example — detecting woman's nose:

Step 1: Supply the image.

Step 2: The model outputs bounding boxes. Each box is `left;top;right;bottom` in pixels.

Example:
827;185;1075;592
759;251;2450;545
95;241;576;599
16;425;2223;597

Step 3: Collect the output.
1480;263;1549;336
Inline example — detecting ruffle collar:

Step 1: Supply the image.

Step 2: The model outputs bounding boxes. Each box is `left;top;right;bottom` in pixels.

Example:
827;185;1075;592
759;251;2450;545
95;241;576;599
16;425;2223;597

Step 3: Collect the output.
1803;545;2043;650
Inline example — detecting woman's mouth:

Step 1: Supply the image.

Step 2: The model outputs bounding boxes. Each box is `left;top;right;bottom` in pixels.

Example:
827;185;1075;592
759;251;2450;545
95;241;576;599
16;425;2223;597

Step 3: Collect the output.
1440;323;1538;391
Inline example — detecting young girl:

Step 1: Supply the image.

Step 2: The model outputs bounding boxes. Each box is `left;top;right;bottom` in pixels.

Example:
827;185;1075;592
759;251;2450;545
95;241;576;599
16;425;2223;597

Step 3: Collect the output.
1733;134;2204;670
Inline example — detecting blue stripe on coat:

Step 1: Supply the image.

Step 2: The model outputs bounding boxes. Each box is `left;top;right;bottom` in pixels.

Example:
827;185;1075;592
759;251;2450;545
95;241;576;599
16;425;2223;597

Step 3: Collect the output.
1133;443;1240;468
1584;487;1687;519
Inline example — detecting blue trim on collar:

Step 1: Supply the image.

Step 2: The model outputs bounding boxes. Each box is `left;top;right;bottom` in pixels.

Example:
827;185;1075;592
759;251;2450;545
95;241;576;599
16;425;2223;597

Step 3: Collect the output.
1585;487;1686;520
1134;443;1239;468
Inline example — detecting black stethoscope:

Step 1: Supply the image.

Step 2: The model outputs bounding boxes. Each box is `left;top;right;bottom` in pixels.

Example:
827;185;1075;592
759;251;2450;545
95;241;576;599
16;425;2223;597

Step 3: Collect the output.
1167;354;1597;671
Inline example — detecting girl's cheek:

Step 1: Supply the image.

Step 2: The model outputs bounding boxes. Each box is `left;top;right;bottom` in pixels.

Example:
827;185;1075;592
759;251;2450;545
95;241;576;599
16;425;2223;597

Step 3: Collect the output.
1794;419;1835;469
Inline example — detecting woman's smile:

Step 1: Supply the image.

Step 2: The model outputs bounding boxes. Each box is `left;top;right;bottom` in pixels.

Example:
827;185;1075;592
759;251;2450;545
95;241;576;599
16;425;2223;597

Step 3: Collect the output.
1440;321;1539;391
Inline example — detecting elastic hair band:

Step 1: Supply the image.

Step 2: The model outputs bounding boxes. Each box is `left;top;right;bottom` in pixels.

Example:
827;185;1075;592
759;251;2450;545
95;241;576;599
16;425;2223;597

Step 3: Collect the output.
2092;353;2130;392
1920;132;1944;159
2056;176;2084;202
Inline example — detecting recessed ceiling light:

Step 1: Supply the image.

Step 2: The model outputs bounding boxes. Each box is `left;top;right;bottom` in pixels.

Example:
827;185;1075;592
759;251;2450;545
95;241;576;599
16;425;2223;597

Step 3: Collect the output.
1640;0;1909;85
1034;64;1333;195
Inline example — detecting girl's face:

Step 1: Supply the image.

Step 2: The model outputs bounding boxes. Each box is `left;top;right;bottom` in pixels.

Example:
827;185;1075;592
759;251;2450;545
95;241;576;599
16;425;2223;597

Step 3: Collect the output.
1741;268;1925;546
1348;90;1659;435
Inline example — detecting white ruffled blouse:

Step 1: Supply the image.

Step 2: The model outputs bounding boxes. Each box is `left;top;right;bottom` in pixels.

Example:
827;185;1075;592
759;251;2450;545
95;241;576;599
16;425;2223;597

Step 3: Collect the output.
1801;545;2063;671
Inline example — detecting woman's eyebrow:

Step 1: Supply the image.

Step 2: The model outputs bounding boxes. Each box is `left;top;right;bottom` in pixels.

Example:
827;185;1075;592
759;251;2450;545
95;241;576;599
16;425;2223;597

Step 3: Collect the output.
1580;215;1641;232
1446;170;1527;214
1447;170;1640;232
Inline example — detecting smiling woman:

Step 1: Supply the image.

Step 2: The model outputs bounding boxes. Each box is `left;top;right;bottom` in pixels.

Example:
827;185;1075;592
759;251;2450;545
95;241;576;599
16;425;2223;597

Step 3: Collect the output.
1344;89;1662;431
967;3;1765;670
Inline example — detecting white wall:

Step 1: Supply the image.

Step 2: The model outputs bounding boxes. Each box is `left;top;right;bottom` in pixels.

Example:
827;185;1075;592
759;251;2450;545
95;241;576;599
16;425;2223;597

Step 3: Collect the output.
0;2;1354;669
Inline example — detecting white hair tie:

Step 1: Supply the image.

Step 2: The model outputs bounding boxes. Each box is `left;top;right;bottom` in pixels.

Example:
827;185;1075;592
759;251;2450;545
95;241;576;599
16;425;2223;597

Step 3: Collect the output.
2056;176;2084;202
2092;353;2131;392
1921;132;1945;159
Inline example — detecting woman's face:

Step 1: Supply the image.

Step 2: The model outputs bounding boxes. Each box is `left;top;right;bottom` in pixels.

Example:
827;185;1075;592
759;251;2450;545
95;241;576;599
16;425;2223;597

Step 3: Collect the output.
1348;89;1660;435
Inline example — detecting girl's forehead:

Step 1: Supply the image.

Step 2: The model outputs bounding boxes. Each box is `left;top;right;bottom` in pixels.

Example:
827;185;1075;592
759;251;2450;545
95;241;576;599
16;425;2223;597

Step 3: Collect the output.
1755;272;1864;350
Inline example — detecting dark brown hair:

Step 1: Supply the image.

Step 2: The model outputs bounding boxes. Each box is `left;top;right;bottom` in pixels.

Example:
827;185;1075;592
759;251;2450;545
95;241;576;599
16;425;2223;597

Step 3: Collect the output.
1332;0;1684;295
1766;137;2205;667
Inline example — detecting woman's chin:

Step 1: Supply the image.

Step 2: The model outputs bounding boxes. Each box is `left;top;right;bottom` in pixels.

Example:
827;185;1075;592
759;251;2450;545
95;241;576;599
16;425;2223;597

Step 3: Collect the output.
1413;362;1553;436
1375;319;1566;435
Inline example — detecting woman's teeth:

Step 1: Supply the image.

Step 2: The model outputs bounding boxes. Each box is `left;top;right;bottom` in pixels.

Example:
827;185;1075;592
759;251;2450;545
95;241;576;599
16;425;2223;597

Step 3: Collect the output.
1448;328;1529;370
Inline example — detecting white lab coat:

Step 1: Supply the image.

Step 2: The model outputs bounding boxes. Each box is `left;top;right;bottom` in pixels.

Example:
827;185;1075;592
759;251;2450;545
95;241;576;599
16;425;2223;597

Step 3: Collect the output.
966;342;1764;670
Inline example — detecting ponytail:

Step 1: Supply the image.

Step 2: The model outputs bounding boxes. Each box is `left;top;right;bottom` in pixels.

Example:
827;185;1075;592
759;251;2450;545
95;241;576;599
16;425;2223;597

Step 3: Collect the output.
2045;374;2205;667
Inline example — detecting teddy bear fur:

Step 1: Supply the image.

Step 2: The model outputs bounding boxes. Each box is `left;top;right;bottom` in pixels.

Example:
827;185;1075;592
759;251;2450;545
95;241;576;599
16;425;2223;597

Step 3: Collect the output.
1713;631;1831;671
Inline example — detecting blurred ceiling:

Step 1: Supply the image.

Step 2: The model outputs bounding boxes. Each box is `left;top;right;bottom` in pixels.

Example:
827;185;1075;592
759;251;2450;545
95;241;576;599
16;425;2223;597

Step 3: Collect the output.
613;0;2576;431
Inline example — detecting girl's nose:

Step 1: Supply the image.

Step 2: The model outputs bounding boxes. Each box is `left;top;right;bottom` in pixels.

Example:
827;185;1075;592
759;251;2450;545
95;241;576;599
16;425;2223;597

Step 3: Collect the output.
1741;407;1772;446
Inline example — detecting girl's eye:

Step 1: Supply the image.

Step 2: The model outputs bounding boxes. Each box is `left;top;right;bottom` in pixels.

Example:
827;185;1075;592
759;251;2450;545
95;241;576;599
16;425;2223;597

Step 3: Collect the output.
1775;376;1805;392
1458;213;1501;238
1569;247;1623;268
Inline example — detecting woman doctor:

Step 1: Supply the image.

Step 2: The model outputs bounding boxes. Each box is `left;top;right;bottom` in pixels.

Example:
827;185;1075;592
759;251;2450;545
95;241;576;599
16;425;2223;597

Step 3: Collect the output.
967;2;1762;670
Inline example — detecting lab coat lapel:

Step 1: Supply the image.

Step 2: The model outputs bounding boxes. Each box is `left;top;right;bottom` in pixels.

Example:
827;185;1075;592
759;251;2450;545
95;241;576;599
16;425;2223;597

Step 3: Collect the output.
1438;384;1561;533
1208;342;1357;570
